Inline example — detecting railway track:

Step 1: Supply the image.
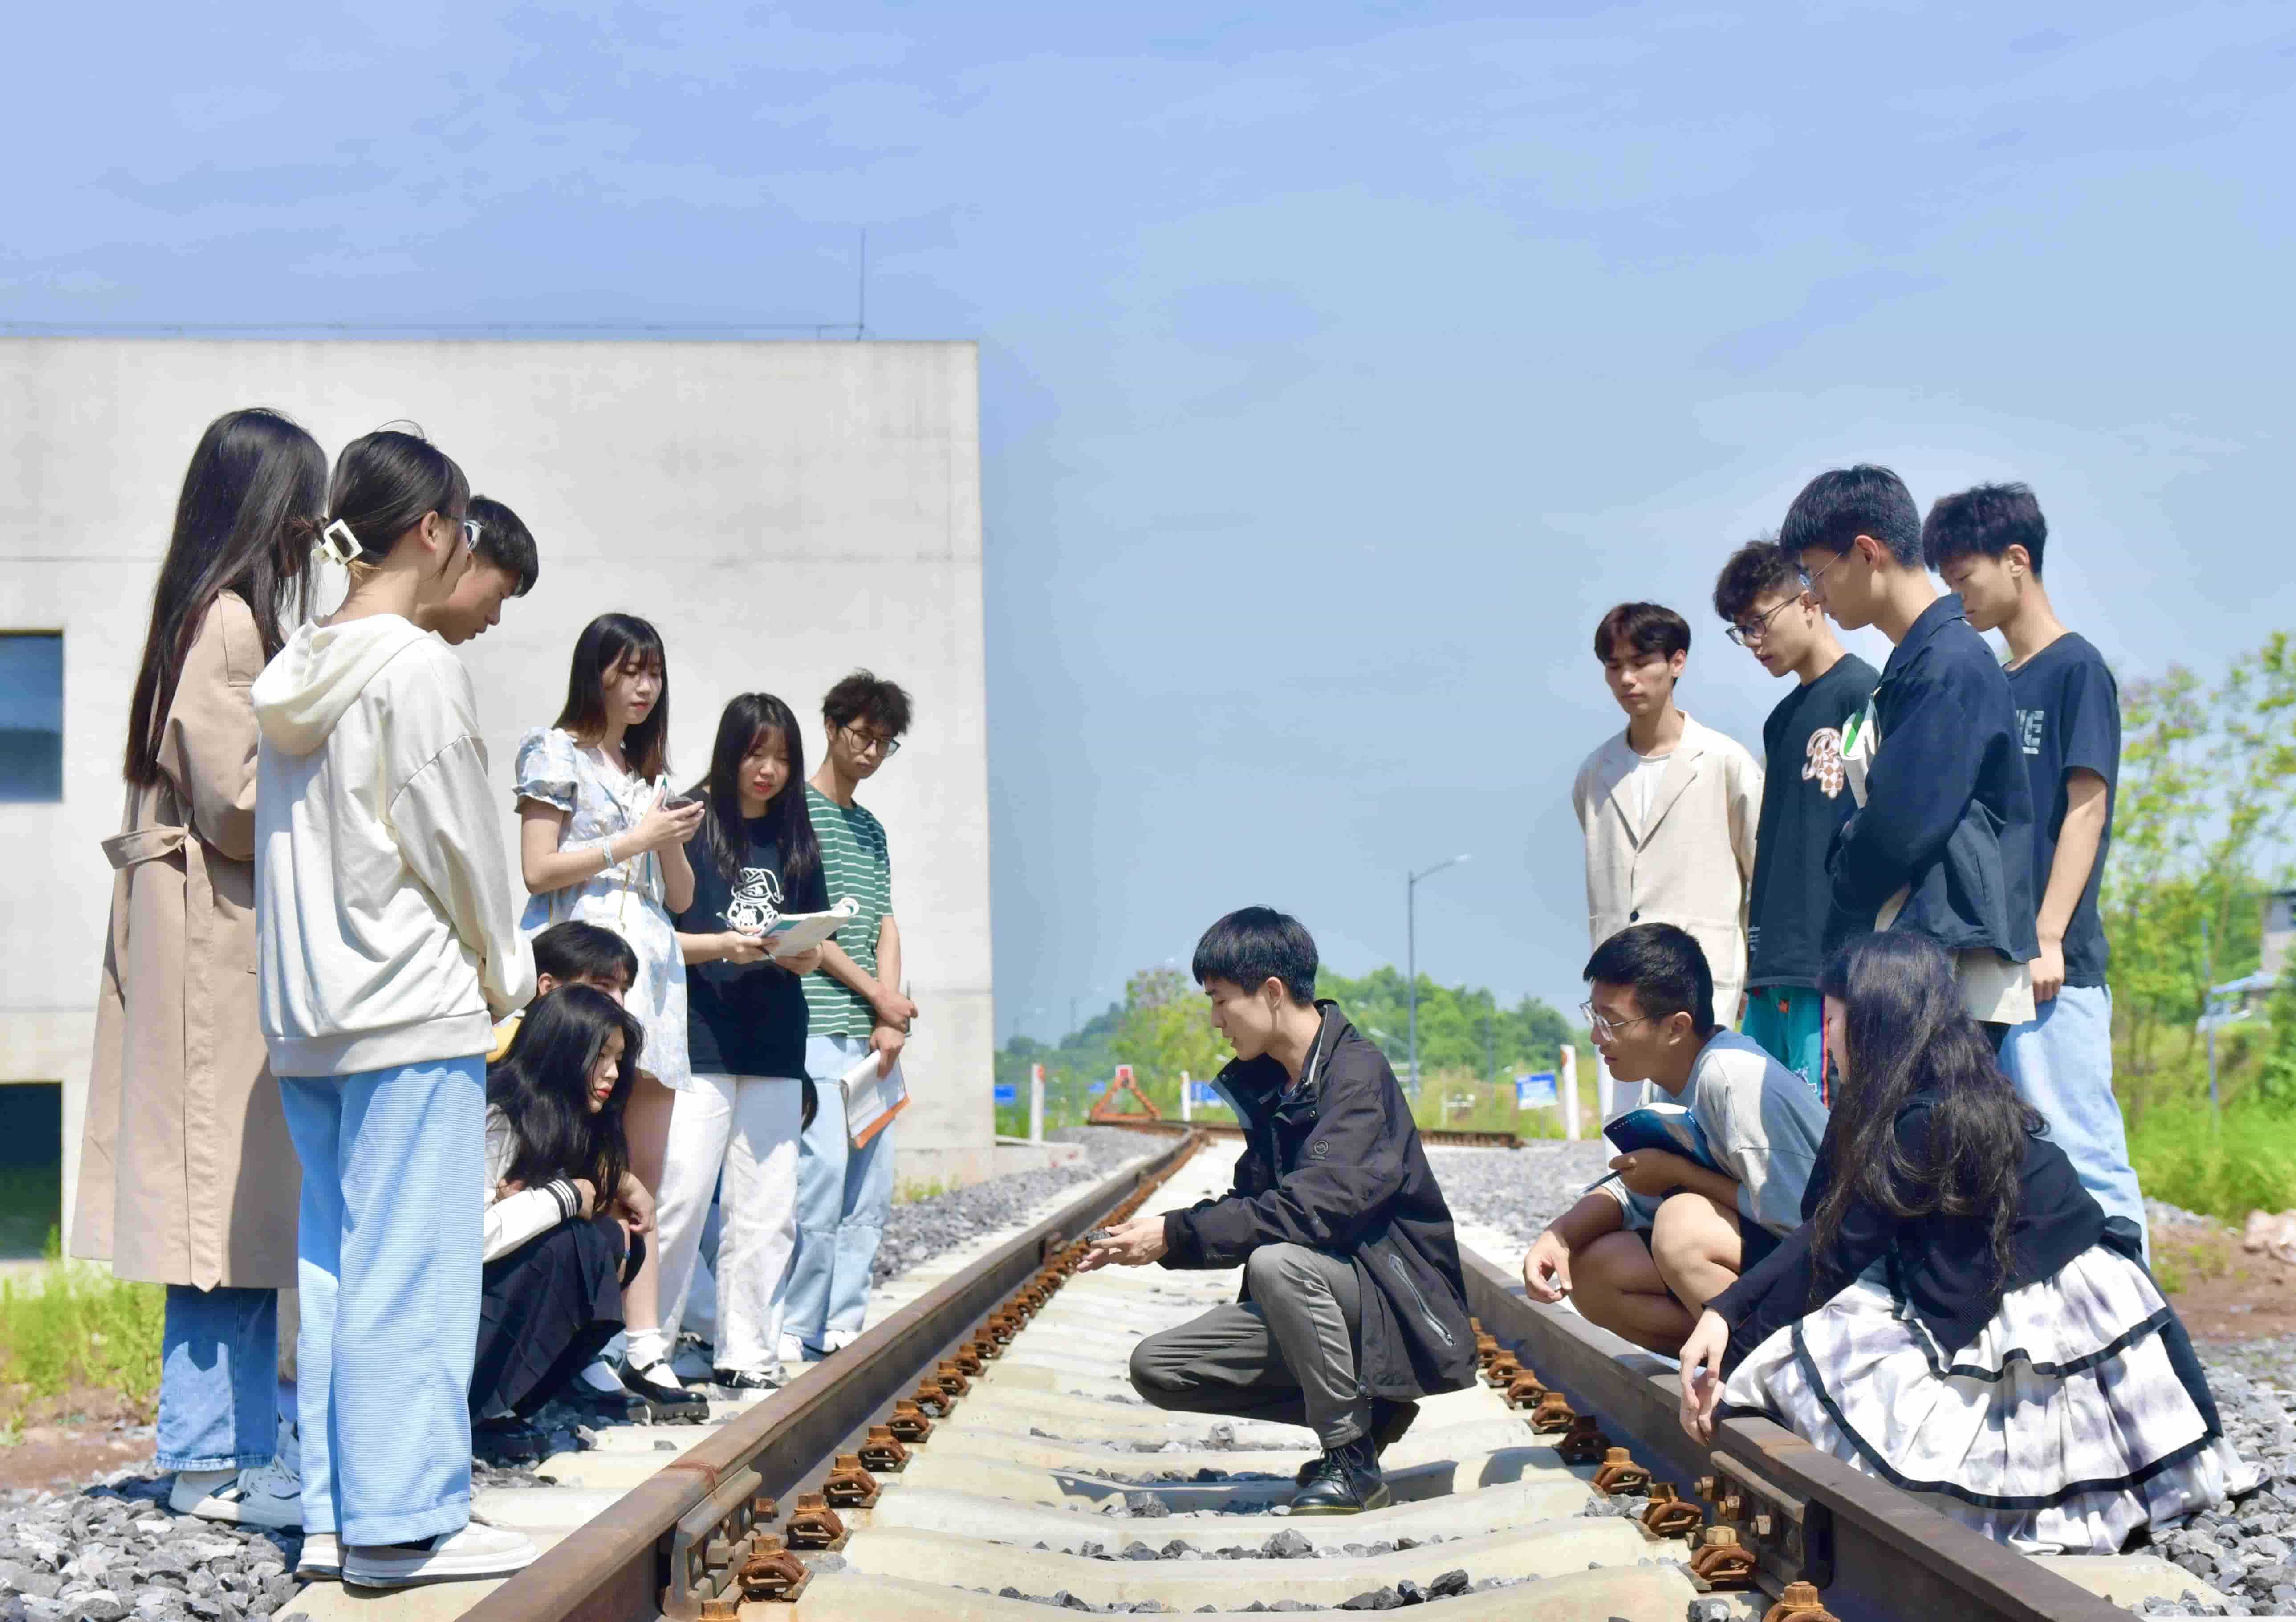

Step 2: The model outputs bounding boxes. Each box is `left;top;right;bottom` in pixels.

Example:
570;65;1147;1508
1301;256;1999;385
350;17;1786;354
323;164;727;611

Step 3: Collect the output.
296;1133;2233;1622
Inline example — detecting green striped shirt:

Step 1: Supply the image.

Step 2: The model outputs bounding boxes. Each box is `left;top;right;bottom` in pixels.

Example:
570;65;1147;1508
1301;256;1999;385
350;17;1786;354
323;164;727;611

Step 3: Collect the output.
801;784;894;1038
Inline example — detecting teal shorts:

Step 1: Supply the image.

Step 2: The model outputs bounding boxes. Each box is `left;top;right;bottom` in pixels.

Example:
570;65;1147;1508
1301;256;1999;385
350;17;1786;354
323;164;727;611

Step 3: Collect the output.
1743;984;1829;1103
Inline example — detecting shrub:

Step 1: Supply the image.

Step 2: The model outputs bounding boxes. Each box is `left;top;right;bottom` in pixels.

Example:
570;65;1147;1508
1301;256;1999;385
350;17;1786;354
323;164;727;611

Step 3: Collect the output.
2129;1102;2296;1223
0;1248;166;1427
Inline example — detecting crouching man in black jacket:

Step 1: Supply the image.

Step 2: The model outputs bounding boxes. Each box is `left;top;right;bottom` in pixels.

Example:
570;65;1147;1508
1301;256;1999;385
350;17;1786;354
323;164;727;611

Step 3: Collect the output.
1079;907;1478;1515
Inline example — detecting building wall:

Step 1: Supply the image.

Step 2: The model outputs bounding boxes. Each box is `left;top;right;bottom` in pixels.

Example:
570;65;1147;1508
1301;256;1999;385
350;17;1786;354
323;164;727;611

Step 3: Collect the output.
0;337;995;1242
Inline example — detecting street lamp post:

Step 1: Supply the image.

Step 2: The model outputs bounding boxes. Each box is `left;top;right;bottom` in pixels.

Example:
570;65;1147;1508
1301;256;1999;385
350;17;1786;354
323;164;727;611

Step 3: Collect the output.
1406;854;1471;1099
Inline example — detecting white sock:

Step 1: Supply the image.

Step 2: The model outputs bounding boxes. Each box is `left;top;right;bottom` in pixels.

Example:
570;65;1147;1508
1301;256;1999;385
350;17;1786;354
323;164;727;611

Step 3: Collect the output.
576;1361;623;1394
625;1329;672;1370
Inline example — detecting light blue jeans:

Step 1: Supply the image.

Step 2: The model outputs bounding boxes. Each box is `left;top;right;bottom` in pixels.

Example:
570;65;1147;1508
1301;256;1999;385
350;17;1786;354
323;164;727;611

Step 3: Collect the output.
2000;984;2147;1258
157;1285;278;1472
280;1058;484;1545
781;1034;896;1347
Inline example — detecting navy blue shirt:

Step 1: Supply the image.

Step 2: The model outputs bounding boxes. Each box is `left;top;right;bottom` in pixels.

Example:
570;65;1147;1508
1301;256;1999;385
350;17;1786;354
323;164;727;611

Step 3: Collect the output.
676;816;829;1080
1824;598;2038;967
1748;653;1879;988
2008;634;2119;988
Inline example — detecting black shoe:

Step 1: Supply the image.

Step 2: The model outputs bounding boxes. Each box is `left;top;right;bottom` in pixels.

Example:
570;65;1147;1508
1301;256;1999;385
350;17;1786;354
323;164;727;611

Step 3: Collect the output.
618;1356;711;1423
1287;1437;1389;1516
711;1366;785;1393
472;1415;548;1466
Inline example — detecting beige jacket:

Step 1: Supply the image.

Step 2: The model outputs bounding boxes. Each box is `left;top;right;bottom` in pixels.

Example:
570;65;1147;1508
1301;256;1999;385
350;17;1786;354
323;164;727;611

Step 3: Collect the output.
1571;713;1763;1024
73;593;299;1288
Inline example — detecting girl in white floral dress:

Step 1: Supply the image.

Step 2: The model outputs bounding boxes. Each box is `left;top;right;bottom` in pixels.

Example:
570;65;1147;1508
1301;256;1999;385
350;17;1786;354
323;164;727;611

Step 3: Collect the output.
515;613;707;1419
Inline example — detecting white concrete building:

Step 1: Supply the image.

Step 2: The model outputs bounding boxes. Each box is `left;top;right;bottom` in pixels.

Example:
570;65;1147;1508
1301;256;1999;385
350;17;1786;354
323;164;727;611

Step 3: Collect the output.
0;337;996;1251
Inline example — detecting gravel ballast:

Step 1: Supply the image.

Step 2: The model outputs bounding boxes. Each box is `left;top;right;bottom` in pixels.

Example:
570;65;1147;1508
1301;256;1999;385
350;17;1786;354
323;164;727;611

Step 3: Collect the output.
874;1126;1156;1282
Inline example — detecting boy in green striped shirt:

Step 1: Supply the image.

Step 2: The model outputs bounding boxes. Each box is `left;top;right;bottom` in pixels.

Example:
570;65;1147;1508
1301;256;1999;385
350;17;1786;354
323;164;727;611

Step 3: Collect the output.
782;671;917;1361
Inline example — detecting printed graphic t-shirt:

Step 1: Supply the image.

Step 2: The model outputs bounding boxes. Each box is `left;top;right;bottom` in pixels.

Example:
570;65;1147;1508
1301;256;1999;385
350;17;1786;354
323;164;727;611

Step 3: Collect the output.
675;814;829;1078
800;786;895;1039
2008;633;2120;988
1746;653;1880;988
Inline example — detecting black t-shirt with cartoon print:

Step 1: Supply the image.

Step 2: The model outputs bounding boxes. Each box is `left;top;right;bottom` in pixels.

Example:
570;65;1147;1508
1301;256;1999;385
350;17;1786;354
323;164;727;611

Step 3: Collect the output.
676;813;831;1079
1747;653;1880;989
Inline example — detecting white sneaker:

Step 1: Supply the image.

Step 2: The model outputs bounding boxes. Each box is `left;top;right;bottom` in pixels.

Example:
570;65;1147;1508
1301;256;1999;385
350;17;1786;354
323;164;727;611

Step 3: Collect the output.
170;1457;303;1529
295;1531;342;1580
822;1329;860;1353
343;1521;536;1588
778;1335;809;1366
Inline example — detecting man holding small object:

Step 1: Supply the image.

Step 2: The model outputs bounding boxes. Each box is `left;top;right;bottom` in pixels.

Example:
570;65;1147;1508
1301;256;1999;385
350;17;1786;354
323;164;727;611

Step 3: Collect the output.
1087;908;1476;1516
1519;924;1827;1354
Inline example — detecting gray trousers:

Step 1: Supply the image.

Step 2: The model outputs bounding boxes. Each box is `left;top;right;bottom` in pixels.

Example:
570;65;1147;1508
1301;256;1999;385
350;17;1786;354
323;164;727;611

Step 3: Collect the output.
1127;1243;1369;1449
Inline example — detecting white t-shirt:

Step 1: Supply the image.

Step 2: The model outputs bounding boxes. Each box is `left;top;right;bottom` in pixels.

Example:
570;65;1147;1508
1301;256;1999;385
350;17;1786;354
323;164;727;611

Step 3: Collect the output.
1627;749;1673;828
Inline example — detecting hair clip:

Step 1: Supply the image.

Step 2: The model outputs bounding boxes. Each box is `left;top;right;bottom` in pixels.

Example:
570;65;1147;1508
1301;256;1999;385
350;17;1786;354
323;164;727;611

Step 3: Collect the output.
318;519;366;567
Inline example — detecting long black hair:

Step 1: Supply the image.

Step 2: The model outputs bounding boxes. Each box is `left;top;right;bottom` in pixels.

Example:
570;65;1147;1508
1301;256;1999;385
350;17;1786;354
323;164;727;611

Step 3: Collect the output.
487;985;642;1197
689;692;821;890
126;409;327;786
326;426;469;578
553;614;671;783
1812;933;2043;1289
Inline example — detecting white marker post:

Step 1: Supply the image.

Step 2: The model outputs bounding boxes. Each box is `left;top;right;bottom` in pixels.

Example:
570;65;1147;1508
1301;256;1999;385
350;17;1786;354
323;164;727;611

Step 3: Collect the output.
1029;1062;1045;1144
1180;1070;1192;1122
1560;1045;1581;1140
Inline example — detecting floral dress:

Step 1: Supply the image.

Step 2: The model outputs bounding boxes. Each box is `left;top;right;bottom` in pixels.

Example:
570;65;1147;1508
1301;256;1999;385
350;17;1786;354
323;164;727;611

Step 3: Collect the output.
513;727;691;1091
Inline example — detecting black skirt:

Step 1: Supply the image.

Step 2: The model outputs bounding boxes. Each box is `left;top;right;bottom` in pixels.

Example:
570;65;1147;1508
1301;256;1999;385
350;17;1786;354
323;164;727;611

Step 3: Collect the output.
472;1215;640;1419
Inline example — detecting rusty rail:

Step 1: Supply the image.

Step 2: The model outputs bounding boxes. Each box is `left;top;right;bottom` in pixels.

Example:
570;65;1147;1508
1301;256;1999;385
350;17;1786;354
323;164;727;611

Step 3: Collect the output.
1109;1118;1525;1150
459;1130;1206;1622
1457;1248;2133;1622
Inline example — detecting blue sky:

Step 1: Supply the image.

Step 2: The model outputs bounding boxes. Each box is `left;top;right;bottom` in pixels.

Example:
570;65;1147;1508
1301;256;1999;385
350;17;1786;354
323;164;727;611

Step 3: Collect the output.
8;3;2294;1038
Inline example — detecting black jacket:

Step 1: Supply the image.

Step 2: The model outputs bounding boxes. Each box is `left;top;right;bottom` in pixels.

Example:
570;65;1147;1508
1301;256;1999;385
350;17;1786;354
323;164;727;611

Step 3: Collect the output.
1160;1004;1478;1403
1824;598;2038;966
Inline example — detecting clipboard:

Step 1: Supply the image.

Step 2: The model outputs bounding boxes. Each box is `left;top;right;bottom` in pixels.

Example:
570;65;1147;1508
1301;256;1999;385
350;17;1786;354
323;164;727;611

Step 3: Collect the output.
841;1047;908;1150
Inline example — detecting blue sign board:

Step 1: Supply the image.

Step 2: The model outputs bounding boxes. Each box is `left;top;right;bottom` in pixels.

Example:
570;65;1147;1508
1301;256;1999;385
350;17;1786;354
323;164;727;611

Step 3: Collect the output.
1185;1081;1223;1108
993;1083;1018;1106
1089;1082;1106;1097
1514;1071;1558;1109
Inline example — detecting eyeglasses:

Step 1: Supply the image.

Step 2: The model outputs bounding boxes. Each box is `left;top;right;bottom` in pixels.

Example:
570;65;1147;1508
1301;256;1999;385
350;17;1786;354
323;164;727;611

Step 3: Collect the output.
1795;549;1850;594
841;724;902;758
459;518;481;553
1726;594;1807;647
1579;1000;1658;1041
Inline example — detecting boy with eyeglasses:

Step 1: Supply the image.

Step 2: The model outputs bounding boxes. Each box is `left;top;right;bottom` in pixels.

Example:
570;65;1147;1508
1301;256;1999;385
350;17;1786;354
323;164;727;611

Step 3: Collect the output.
1520;924;1828;1355
1924;484;2144;1249
785;670;917;1363
1710;542;1876;1098
1779;465;2038;1042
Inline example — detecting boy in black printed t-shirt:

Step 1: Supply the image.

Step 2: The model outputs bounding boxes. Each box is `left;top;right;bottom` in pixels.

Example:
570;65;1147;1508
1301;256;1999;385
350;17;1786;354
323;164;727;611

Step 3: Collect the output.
1711;541;1877;1098
1927;483;2143;1249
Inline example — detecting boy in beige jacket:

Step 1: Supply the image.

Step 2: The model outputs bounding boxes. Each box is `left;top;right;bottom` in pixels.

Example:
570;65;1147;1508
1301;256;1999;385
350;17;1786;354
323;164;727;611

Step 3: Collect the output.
1571;603;1761;1112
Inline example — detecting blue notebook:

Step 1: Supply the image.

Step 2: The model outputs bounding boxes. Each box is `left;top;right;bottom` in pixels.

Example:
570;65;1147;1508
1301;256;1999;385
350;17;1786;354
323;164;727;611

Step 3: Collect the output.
1601;1103;1722;1172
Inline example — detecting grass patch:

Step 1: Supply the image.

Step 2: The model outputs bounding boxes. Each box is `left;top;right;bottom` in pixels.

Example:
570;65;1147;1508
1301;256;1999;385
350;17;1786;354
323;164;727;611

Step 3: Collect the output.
2129;1102;2296;1224
0;1165;62;1261
0;1239;165;1434
893;1177;949;1206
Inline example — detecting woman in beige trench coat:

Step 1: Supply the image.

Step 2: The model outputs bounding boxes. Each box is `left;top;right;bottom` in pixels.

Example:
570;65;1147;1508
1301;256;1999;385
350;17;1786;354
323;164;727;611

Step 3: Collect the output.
72;408;328;1529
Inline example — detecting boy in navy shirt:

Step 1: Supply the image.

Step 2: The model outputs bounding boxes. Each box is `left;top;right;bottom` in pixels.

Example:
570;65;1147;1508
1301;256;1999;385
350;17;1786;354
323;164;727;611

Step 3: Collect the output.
1778;465;2038;1039
1711;541;1878;1097
1926;483;2143;1245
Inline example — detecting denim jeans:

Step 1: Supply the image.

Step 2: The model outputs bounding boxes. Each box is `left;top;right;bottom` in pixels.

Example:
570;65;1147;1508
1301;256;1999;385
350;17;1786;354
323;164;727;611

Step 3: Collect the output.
279;1058;484;1545
780;1034;896;1347
2001;984;2147;1258
156;1286;279;1472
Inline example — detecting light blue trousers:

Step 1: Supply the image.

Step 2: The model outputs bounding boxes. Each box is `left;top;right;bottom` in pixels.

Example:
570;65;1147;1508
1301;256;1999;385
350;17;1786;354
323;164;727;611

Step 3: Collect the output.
157;1285;278;1472
2000;984;2148;1258
280;1058;484;1545
781;1034;896;1347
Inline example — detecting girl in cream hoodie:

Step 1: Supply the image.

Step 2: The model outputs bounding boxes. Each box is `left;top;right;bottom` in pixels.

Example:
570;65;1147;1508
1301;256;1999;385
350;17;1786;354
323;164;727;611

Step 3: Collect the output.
252;430;536;1590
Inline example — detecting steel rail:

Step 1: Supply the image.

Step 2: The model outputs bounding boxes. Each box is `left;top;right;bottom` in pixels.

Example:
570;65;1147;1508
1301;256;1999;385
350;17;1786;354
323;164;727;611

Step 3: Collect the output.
1458;1248;2132;1622
1109;1118;1525;1150
457;1130;1204;1622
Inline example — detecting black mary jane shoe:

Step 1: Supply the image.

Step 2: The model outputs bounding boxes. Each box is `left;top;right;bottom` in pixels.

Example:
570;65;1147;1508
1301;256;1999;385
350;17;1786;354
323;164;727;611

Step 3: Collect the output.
618;1356;712;1423
1287;1437;1390;1516
472;1415;549;1466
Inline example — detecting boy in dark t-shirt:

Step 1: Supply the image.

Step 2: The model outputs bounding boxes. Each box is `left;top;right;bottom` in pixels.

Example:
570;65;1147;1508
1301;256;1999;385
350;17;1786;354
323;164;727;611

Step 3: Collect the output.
1927;484;2144;1248
1711;542;1878;1098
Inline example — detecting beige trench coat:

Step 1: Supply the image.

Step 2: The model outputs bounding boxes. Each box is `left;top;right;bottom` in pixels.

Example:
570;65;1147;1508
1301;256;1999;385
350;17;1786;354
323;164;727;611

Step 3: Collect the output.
71;592;299;1289
1571;713;1764;1025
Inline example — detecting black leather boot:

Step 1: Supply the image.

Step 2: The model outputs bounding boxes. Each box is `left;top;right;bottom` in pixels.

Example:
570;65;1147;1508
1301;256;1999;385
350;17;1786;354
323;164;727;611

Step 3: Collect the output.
1288;1436;1390;1515
1296;1400;1419;1486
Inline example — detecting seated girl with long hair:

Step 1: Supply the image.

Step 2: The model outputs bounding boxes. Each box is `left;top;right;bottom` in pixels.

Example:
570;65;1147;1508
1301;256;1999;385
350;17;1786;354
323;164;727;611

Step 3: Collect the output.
1679;931;2251;1554
474;986;656;1458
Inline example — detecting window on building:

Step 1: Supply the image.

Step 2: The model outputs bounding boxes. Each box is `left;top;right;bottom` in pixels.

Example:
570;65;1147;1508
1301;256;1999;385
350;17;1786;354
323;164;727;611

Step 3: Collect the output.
0;633;63;802
0;1081;61;1258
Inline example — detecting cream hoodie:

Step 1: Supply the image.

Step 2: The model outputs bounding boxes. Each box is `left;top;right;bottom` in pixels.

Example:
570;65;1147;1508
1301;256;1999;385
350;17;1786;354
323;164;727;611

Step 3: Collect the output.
253;614;534;1077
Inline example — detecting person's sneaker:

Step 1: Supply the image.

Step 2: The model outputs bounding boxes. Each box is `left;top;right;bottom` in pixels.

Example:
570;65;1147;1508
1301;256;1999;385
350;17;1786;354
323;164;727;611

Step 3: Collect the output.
343;1521;536;1588
821;1329;861;1353
1287;1438;1389;1516
294;1530;342;1580
711;1365;784;1393
472;1415;549;1466
170;1457;303;1529
618;1354;711;1423
777;1335;810;1366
